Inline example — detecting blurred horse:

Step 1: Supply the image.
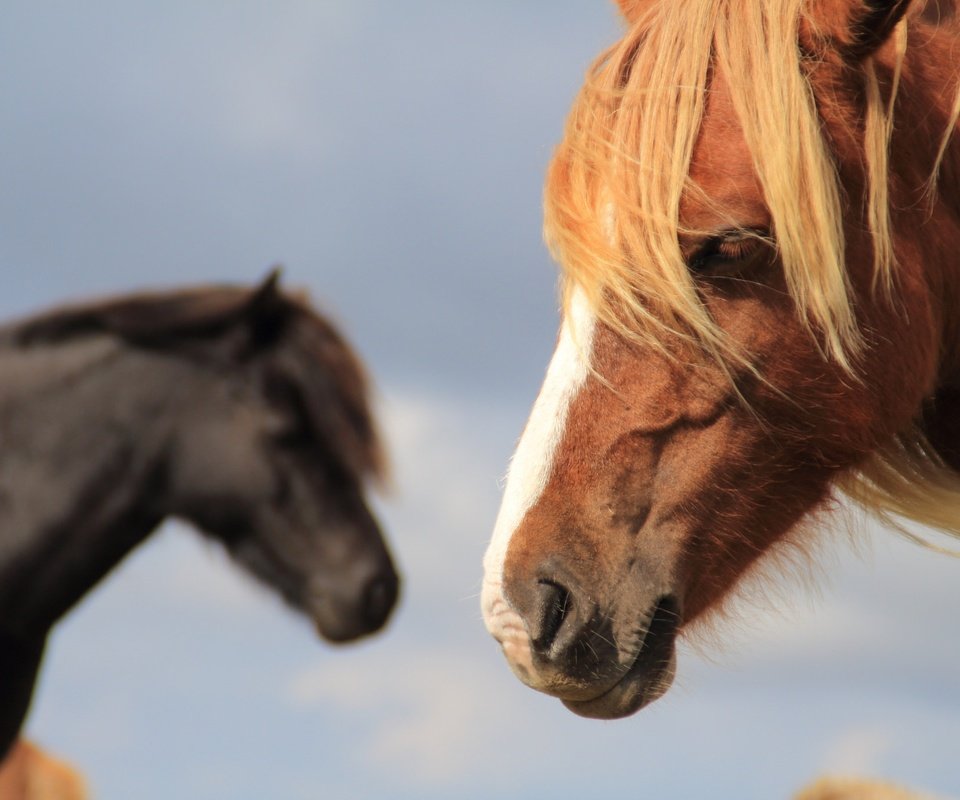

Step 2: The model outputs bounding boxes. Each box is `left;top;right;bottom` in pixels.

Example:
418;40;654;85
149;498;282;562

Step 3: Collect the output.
794;775;943;800
0;273;399;756
0;741;88;800
482;0;960;718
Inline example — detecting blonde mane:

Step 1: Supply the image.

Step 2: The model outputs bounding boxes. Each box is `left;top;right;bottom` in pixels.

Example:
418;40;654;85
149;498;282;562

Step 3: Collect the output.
543;0;960;545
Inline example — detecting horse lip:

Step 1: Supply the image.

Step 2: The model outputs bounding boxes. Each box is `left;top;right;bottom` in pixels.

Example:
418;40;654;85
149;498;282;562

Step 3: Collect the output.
562;595;680;719
311;605;374;644
312;611;396;644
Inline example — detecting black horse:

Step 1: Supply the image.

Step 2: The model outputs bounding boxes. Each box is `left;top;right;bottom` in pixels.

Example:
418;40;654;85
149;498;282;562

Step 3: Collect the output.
0;273;399;758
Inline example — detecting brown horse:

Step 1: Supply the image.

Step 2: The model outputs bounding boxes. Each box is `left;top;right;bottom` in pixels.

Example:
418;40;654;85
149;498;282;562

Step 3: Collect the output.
482;0;960;719
0;274;399;757
0;741;88;800
793;775;940;800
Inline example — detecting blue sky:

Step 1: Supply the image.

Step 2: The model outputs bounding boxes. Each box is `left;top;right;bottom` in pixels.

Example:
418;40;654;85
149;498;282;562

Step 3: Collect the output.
3;2;959;798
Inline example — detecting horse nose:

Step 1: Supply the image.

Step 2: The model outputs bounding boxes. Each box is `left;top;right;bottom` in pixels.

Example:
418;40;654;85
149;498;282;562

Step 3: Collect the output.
529;580;575;654
507;570;614;674
494;558;682;716
361;569;399;631
499;565;631;699
313;559;400;643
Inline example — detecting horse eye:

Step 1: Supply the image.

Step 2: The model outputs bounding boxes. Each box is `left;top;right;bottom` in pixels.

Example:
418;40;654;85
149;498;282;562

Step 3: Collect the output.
688;229;769;274
271;413;312;449
263;375;314;448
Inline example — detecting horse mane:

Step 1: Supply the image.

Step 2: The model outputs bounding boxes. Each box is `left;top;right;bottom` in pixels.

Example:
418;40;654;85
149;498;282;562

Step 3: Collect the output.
544;0;959;369
10;278;386;483
277;293;388;484
544;0;960;545
13;276;287;345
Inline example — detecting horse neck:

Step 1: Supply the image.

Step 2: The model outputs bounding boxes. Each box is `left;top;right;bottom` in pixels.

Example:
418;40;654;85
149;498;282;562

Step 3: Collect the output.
922;17;960;215
936;123;960;378
895;17;960;378
0;333;181;635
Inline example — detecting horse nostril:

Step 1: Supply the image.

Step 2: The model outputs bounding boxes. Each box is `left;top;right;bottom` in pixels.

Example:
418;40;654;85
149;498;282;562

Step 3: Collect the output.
362;572;398;629
532;580;573;653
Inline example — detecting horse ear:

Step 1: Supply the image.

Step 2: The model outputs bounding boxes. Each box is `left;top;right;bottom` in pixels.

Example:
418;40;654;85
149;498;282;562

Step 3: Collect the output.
808;0;913;59
244;267;289;347
248;267;282;309
613;0;653;25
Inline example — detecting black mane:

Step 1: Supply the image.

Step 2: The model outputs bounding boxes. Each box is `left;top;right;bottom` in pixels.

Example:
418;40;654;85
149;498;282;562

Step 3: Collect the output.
13;272;283;346
8;272;384;481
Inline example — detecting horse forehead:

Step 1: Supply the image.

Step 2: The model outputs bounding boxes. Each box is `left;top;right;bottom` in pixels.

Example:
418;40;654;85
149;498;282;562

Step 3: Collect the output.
682;70;766;229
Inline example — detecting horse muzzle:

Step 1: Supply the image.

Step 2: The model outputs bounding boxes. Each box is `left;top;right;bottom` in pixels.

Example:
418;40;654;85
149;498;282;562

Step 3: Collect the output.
309;559;399;643
482;571;680;719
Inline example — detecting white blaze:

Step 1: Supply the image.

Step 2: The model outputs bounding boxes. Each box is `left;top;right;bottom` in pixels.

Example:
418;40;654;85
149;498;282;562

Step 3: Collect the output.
481;287;596;642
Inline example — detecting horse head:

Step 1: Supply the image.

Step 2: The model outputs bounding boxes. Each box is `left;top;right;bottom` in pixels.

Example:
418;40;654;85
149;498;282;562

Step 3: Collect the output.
482;0;960;718
158;273;399;642
27;272;400;643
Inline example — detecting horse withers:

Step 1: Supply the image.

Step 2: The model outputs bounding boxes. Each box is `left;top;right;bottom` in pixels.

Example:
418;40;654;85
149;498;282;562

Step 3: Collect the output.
483;0;960;718
0;273;399;757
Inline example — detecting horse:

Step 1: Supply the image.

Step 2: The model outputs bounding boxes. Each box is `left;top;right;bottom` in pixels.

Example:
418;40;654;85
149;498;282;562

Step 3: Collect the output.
481;0;960;719
0;273;399;758
793;775;937;800
0;740;88;800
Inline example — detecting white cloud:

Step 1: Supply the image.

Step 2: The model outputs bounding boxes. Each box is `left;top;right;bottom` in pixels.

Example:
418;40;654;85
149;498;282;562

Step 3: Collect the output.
370;386;516;599
201;4;373;160
273;387;533;787
819;724;896;775
284;647;519;786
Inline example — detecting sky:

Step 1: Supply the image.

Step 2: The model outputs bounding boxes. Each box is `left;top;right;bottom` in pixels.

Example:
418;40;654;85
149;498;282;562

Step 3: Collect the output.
2;2;959;799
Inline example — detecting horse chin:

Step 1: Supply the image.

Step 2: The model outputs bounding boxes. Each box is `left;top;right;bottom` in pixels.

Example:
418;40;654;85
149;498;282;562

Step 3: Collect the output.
313;617;365;644
562;596;680;720
562;647;677;720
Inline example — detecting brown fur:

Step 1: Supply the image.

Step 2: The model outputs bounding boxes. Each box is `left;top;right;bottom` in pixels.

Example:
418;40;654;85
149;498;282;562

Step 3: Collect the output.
794;776;946;800
495;0;960;718
0;741;88;800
